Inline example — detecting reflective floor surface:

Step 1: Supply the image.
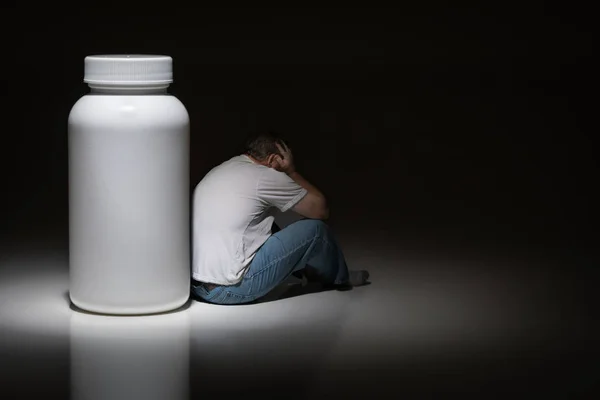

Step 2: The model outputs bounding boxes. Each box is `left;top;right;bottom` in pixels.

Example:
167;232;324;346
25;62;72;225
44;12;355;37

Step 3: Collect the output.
0;227;596;399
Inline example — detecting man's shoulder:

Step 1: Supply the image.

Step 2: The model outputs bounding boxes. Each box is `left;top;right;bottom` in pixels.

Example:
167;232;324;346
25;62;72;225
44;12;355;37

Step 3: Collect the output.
258;165;292;182
223;155;267;175
199;156;265;188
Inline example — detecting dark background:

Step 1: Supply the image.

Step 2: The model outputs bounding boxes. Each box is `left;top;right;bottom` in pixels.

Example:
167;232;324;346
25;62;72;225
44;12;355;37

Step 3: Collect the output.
0;3;597;397
0;4;595;256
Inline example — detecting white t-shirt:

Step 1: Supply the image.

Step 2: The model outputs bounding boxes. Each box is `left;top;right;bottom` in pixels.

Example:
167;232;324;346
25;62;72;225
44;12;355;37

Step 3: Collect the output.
192;155;308;285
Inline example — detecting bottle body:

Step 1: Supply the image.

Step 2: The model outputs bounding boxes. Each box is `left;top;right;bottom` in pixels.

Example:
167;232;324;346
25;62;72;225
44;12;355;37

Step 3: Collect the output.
68;92;190;314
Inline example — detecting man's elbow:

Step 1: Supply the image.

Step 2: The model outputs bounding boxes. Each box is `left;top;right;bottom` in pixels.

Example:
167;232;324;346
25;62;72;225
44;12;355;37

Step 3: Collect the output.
317;199;329;220
294;194;329;220
311;209;329;220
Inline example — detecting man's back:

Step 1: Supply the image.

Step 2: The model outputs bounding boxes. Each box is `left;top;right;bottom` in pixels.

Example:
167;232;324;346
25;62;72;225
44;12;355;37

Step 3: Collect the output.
192;154;307;285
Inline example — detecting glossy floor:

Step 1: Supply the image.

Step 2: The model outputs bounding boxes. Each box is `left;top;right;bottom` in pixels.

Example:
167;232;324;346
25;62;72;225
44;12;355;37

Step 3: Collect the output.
0;230;594;398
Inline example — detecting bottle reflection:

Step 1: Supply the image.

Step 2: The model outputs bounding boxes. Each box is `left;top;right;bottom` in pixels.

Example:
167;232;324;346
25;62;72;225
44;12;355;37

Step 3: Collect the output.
70;308;190;400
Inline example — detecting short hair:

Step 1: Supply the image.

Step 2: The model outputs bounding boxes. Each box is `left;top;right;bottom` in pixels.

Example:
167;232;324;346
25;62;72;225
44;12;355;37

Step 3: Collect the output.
243;131;289;161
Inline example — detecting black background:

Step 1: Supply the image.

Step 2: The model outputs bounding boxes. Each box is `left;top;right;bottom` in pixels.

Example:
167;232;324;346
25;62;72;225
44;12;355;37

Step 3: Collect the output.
0;3;597;397
0;4;595;254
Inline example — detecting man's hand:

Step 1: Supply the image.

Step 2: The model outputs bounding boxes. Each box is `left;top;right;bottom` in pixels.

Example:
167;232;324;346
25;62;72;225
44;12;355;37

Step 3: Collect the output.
271;141;329;219
272;142;296;175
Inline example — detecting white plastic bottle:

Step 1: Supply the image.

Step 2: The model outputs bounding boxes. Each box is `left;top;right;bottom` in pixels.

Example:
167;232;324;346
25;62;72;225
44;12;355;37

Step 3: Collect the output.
68;55;190;315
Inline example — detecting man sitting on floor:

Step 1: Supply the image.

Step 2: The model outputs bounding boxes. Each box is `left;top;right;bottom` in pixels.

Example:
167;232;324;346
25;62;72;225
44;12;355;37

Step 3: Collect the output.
191;131;369;305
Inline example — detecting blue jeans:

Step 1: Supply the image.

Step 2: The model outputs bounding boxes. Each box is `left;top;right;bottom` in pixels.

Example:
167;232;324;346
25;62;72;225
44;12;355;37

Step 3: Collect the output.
191;219;350;305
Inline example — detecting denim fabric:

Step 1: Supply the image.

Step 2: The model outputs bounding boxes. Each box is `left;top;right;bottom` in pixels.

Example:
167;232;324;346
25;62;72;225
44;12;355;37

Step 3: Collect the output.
192;219;349;305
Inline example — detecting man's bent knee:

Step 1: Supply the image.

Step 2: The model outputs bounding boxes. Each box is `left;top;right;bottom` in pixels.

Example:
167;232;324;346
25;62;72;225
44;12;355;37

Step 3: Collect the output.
296;219;330;239
293;218;327;230
276;219;331;244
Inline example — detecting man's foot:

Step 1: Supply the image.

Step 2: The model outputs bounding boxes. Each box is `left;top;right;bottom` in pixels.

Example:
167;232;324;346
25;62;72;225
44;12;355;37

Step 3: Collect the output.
323;270;370;290
348;270;370;286
292;267;322;286
291;270;308;286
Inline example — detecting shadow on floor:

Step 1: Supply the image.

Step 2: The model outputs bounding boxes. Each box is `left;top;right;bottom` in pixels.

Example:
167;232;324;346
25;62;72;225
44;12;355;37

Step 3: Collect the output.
63;291;193;315
255;281;336;303
63;276;362;311
190;275;370;305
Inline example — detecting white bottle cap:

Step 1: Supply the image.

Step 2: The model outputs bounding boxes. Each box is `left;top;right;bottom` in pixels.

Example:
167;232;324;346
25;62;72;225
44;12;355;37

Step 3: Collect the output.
84;55;173;86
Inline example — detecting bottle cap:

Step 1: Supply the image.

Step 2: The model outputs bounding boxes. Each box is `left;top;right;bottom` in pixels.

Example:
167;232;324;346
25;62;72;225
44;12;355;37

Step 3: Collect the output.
84;55;173;86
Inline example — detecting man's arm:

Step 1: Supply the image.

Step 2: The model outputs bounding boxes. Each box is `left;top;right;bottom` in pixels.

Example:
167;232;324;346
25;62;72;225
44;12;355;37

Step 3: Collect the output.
288;171;329;220
271;141;329;220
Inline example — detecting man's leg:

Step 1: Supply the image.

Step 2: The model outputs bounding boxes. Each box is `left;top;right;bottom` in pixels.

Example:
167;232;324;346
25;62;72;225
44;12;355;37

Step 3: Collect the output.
195;219;358;305
273;220;314;281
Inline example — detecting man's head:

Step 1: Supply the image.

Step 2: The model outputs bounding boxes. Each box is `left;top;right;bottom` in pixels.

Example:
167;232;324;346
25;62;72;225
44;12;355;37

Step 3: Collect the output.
243;131;289;167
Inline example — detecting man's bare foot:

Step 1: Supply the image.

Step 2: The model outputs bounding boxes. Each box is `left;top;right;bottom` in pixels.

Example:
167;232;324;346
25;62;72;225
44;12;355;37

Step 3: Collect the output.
348;270;370;286
322;270;370;291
